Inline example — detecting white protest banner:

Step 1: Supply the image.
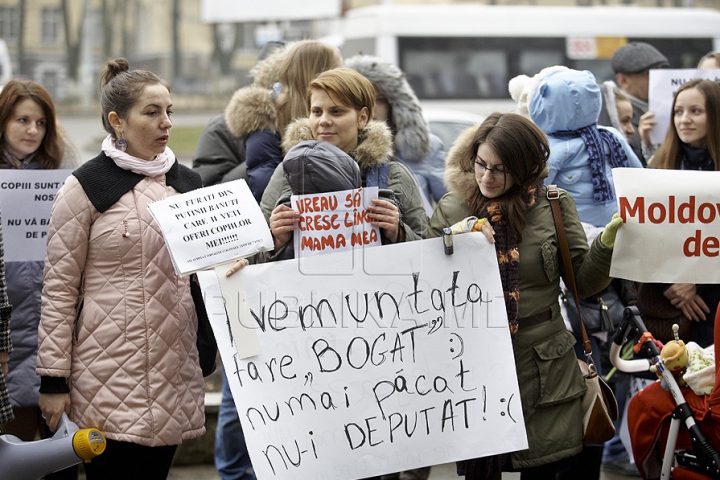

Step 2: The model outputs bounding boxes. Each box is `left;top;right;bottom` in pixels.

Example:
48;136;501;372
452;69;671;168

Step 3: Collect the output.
648;68;720;145
292;187;381;258
147;179;273;276
0;169;72;261
197;268;261;360
611;168;720;283
214;234;527;480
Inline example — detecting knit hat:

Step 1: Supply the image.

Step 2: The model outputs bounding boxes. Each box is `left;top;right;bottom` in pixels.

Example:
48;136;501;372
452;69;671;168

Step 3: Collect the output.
282;140;361;195
508;65;569;117
611;42;669;74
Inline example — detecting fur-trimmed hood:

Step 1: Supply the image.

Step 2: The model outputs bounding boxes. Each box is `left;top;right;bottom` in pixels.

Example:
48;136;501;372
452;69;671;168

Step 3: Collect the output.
224;86;278;139
224;42;294;138
443;125;481;203
282;118;394;171
249;42;293;89
344;55;430;161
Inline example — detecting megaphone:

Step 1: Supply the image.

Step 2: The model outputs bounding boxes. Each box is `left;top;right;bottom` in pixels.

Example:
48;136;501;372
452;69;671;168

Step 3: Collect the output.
0;412;106;480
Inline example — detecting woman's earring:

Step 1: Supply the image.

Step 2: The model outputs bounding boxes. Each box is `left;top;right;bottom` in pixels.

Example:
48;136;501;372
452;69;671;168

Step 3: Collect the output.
115;138;128;152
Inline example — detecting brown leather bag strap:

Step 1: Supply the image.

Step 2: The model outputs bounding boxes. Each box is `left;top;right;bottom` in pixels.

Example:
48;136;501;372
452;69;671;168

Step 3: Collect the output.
547;185;593;357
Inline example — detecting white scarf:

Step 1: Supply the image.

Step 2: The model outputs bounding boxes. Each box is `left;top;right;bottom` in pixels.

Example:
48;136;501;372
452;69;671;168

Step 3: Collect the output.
101;135;175;177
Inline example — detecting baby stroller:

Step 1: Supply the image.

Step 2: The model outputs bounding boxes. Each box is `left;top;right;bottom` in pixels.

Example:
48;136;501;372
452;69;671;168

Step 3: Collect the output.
610;305;720;479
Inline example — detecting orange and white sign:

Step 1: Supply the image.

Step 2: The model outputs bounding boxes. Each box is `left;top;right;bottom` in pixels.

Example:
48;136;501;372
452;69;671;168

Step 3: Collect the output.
611;168;720;283
292;187;381;258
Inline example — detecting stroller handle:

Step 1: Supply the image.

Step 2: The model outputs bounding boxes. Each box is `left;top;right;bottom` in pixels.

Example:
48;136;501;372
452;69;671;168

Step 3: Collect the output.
610;343;651;373
609;306;655;374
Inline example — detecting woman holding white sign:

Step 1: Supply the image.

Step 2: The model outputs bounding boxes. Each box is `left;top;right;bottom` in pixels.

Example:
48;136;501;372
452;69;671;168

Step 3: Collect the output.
253;68;427;262
36;59;206;480
644;78;720;347
0;79;79;461
427;113;619;479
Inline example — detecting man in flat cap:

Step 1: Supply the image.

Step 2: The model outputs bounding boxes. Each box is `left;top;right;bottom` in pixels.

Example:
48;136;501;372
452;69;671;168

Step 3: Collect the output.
612;42;669;163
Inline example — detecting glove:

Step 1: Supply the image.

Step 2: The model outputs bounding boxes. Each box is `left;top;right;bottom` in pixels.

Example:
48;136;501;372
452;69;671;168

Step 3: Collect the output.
600;214;623;248
449;216;486;235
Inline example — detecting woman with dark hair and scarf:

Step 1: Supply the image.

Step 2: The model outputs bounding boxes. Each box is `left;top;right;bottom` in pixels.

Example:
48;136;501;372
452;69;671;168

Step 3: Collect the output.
428;112;620;480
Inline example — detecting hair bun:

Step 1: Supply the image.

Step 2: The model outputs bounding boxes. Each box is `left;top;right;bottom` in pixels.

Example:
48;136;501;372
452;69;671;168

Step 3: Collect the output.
101;58;130;88
106;58;129;77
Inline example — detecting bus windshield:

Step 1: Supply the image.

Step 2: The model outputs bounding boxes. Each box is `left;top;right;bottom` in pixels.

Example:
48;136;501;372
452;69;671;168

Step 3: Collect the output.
338;5;720;100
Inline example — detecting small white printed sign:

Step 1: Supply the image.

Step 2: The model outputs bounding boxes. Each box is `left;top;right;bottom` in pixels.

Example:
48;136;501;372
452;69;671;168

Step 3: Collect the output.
148;179;273;276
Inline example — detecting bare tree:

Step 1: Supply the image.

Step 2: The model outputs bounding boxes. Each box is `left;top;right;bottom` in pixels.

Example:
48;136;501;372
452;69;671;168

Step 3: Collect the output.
61;0;89;82
17;0;27;75
211;23;243;76
172;0;181;81
99;0;130;59
122;0;138;57
101;0;111;59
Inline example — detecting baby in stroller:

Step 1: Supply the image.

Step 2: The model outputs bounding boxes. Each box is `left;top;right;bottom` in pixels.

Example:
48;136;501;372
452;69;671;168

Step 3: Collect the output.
614;306;720;479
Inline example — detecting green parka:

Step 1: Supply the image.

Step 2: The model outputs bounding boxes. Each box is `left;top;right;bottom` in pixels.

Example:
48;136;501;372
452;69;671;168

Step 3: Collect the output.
428;126;614;468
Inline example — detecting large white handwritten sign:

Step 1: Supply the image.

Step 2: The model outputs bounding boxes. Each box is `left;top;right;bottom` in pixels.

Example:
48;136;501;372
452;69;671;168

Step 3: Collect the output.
648;68;720;145
0;169;72;261
292;187;381;258
147;179;273;276
611;168;720;283
211;234;527;480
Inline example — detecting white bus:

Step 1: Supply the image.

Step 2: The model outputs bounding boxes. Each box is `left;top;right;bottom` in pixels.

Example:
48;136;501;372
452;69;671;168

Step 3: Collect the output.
337;4;720;107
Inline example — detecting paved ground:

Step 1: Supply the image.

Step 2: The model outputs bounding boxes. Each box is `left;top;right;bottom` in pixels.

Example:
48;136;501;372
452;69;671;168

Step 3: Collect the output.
161;461;637;479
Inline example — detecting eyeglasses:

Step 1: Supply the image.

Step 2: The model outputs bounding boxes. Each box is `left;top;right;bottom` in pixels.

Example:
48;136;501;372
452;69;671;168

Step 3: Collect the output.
474;157;506;178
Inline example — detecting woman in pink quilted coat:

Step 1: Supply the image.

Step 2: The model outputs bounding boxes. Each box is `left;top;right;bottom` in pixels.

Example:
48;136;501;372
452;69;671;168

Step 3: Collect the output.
36;58;205;480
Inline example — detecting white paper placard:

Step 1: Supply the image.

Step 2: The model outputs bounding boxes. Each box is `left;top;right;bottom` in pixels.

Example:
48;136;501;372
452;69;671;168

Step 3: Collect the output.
197;267;262;360
214;233;527;480
0;169;72;261
291;187;381;258
147;179;273;276
611;168;720;283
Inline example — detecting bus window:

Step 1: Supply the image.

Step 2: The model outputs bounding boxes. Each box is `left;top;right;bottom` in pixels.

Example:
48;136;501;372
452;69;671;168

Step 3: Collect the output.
574;59;615;83
400;36;571;99
403;48;507;99
341;5;720;101
466;51;507;99
519;50;564;78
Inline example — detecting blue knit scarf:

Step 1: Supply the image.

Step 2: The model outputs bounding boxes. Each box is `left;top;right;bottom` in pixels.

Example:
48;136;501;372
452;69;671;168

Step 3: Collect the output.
549;125;629;204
